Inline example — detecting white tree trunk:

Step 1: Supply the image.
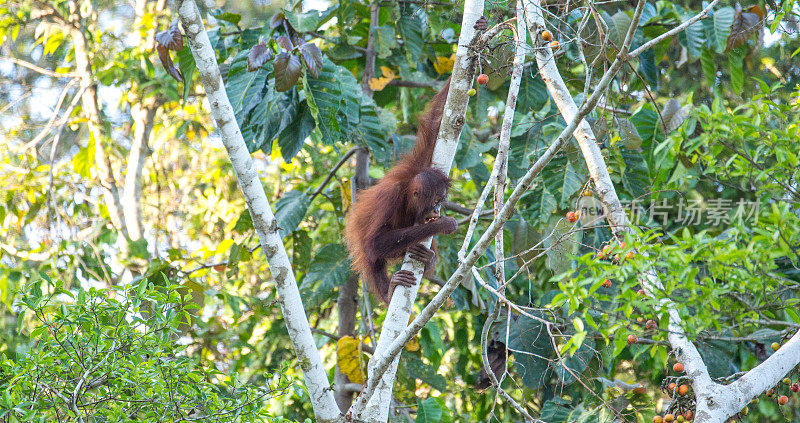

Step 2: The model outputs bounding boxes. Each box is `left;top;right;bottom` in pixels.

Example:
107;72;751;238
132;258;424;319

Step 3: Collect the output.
353;1;485;421
174;1;340;420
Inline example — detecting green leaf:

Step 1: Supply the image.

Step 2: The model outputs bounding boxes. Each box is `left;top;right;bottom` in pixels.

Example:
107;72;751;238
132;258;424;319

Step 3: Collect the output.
606;11;632;48
283;5;337;32
300;243;351;307
520;183;558;227
275;190;310;238
542;154;583;206
404;355;447;392
679;13;705;59
355;96;392;162
304;63;343;143
291;230;312;273
541;397;573;423
277;100;315;161
704;7;735;54
455;126;492;169
509;313;554;389
727;46;745;93
617;117;643;149
637;47;658;90
700;48;717;87
397;5;425;66
373;25;399;59
516;70;549;112
415;397;443;423
226;50;269;123
176;45;197;101
620;147;650;200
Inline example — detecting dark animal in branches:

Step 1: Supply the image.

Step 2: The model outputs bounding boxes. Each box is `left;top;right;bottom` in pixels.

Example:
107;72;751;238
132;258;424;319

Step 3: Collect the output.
345;79;458;303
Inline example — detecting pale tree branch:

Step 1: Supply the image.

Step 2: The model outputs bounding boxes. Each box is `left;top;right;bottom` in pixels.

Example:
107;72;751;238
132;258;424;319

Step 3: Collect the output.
355;0;649;417
173;0;340;420
350;2;486;421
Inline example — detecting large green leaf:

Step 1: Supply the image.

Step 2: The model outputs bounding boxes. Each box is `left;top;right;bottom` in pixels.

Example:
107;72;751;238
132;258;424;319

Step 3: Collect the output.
403;355;447;392
540;397;573;423
300;243;351;307
637;47;658;90
704;7;735;54
415;397;443;423
176;45;197;101
283;5;337;32
679;13;705;59
226;50;269;123
373;25;399;59
397;5;425;65
277;100;315;161
517;71;549;112
727;46;745;93
520;182;558;227
605;11;632;48
542;154;584;207
542;216;580;275
551;338;595;385
509;314;554;389
455;126;493;169
355;96;392;163
275;190;310;238
700;48;717;87
305;63;342;142
620;148;650;200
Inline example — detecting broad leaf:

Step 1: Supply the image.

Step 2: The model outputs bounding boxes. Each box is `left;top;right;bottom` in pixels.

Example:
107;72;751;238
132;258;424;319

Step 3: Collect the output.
277;100;315;161
301;243;351;307
247;37;272;72
397;5;425;65
704;7;735;54
542;154;583;206
620;147;650;200
274;52;302;92
275;190;310;238
283;5;337;33
509;314;554;389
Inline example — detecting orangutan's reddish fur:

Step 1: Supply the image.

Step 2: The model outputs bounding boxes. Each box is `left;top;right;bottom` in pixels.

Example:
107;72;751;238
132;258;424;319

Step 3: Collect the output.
345;79;457;303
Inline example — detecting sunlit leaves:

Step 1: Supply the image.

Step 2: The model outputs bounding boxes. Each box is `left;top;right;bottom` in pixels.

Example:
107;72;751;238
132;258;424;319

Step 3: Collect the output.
368;66;396;92
336;336;366;384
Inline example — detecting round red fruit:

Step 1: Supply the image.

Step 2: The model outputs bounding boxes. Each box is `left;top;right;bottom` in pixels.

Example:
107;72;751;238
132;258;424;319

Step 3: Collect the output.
790;383;799;392
602;279;612;288
477;74;489;85
627;334;638;344
677;384;689;396
673;362;684;373
778;395;788;405
567;211;578;222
